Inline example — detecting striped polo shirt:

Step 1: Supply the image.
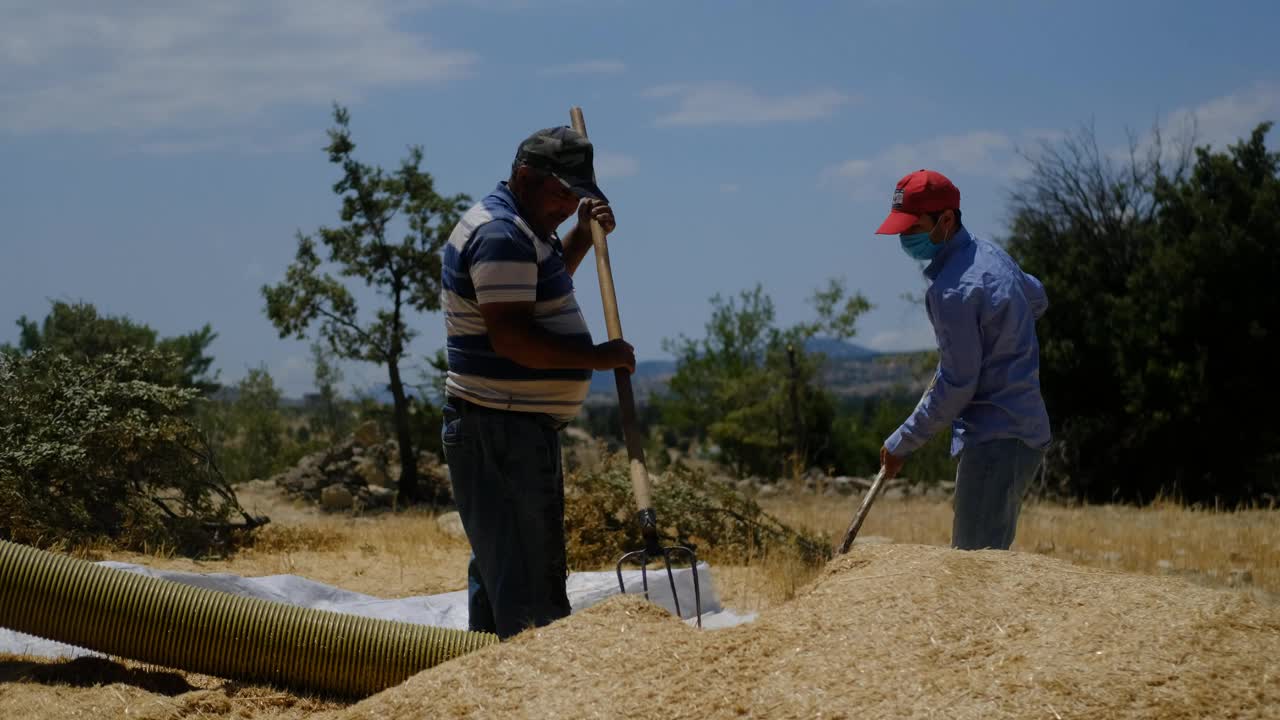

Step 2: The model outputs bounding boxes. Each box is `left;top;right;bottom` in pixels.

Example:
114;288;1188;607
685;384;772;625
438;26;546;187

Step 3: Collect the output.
441;182;593;420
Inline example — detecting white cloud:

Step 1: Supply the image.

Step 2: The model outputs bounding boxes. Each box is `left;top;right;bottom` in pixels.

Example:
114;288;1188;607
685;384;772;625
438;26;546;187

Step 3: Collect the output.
644;83;852;127
1018;84;1280;184
122;129;324;156
1163;82;1280;150
595;151;638;179
539;59;626;76
821;83;1280;203
1115;83;1280;170
0;1;474;134
822;130;1024;200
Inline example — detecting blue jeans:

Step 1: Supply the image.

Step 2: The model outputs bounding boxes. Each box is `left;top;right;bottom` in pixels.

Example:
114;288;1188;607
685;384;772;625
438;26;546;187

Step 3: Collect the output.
441;398;571;638
952;438;1046;550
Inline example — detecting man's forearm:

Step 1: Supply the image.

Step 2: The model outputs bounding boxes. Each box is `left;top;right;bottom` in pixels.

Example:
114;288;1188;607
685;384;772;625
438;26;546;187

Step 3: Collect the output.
885;369;976;456
561;222;594;275
494;322;596;370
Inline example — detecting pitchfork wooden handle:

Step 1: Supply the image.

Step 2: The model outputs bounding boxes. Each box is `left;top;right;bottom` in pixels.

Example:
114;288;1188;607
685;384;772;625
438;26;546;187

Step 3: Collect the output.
837;467;888;554
569;106;653;513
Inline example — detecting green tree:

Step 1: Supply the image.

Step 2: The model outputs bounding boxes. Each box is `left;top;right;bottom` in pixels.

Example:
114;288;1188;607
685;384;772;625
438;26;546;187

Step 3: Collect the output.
4;300;218;393
1006;122;1280;504
263;105;469;504
309;341;350;443
655;280;870;478
828;389;954;485
223;367;287;484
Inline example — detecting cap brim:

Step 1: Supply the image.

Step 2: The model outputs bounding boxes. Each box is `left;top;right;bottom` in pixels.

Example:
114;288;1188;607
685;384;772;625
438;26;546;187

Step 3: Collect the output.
564;177;608;204
875;209;919;235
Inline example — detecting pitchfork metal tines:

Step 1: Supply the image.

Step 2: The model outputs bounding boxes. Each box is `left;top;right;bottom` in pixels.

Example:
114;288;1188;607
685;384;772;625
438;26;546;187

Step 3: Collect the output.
615;508;703;628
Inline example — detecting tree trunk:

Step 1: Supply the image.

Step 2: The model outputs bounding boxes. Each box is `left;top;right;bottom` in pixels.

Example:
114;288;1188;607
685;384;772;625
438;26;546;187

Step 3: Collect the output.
323;389;341;442
386;358;420;505
786;344;806;473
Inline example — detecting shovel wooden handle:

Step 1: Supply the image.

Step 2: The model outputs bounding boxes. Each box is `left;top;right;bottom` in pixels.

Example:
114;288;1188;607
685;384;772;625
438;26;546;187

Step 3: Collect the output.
569;106;653;513
837;467;887;554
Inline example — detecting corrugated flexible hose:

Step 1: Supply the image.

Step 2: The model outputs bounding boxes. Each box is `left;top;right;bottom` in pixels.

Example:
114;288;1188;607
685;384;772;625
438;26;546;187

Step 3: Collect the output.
0;539;498;696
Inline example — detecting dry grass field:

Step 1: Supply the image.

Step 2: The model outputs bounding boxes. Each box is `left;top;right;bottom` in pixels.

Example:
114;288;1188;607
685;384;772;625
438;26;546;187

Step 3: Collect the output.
1;481;1277;718
752;493;1280;606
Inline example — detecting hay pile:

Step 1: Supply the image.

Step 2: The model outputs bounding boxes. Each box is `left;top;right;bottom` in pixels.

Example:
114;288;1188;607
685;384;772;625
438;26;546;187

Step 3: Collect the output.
337;544;1280;719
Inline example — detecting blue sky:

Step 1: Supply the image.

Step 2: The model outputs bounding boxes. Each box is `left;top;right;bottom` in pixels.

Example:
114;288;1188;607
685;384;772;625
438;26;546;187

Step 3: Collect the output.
4;0;1278;397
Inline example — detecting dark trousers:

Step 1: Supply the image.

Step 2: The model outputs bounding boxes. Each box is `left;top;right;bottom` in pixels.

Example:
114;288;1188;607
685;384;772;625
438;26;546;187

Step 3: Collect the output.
441;397;571;638
952;438;1046;550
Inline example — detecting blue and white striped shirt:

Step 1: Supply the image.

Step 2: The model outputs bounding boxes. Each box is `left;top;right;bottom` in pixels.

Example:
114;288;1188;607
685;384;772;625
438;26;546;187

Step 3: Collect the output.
441;183;593;420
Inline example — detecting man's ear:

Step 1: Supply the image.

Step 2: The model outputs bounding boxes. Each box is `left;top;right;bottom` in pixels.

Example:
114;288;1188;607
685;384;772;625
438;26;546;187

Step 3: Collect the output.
942;209;958;235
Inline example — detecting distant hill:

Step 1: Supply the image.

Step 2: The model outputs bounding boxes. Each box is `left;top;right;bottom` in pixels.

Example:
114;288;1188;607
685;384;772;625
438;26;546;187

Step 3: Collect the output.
587;359;676;398
803;336;879;360
212;385;353;410
585;337;933;405
820;350;933;398
266;338;932;407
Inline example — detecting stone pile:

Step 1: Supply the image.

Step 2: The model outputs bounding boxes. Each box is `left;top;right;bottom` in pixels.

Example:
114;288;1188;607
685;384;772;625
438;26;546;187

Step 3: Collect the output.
270;422;452;512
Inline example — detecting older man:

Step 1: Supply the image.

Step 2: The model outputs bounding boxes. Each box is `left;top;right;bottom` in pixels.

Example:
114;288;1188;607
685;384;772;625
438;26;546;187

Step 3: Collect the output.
440;126;634;637
874;169;1051;551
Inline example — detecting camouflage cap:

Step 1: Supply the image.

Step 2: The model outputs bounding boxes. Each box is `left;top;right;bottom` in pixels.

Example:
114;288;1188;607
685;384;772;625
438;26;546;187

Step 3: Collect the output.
513;126;608;203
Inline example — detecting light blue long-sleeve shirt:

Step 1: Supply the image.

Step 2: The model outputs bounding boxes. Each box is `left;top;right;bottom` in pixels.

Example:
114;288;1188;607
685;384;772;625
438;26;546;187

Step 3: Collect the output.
886;228;1052;457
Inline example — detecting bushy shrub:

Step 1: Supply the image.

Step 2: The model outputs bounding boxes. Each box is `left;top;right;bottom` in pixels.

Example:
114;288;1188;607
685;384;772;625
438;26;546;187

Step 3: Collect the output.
564;452;831;570
0;349;258;554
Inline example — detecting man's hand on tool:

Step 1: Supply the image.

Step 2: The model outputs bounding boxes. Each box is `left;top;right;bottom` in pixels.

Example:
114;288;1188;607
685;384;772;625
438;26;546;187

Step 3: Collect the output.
561;199;616;275
593;338;636;374
578;198;616;235
880;445;906;480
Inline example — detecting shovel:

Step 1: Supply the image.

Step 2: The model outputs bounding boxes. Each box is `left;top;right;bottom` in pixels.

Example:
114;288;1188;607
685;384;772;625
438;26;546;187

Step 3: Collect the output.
569;106;702;627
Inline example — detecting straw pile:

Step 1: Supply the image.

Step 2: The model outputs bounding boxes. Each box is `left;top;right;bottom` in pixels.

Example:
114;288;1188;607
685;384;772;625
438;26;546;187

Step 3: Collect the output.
336;543;1280;720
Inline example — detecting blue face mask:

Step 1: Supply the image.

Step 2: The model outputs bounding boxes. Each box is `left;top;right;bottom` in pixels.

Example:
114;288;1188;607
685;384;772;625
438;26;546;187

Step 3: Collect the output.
899;231;941;261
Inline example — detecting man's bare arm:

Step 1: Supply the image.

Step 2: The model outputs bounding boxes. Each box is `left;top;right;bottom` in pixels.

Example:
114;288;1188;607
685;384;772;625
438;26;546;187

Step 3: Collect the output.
479;301;634;372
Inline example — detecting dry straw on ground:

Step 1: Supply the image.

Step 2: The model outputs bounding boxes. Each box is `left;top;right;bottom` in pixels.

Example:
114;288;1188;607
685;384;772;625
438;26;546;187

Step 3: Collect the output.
337;544;1280;720
3;484;1278;718
762;495;1280;599
0;655;342;720
67;482;474;600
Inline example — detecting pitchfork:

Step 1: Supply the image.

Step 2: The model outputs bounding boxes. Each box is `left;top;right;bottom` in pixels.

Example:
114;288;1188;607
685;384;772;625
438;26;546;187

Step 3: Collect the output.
569;106;703;628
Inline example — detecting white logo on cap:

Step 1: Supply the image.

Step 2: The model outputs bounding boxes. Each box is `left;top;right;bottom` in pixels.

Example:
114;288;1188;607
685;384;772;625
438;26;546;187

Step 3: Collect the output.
892;188;904;208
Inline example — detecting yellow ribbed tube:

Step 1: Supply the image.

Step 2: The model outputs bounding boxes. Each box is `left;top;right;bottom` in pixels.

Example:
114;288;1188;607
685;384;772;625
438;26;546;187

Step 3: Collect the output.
0;539;497;696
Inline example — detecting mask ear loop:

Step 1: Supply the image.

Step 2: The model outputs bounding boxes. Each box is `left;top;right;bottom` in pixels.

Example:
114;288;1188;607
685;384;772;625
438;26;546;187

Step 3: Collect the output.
928;210;955;244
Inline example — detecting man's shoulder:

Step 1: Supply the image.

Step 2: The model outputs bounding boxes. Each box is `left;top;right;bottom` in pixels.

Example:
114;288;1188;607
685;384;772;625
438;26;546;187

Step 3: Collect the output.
471;216;527;242
971;236;1034;285
465;217;539;266
968;233;1021;266
472;189;538;245
460;186;529;234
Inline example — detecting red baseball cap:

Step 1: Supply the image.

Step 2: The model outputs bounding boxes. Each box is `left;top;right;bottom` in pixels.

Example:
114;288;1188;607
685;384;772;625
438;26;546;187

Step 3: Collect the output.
874;169;961;235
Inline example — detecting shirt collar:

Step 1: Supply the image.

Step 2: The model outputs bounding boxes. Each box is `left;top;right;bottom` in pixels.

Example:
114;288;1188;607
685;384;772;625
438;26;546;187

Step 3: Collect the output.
493;181;522;216
924;226;972;280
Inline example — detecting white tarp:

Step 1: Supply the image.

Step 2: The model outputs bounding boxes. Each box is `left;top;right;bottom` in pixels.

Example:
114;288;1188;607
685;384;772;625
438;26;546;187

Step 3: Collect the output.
1;560;755;660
